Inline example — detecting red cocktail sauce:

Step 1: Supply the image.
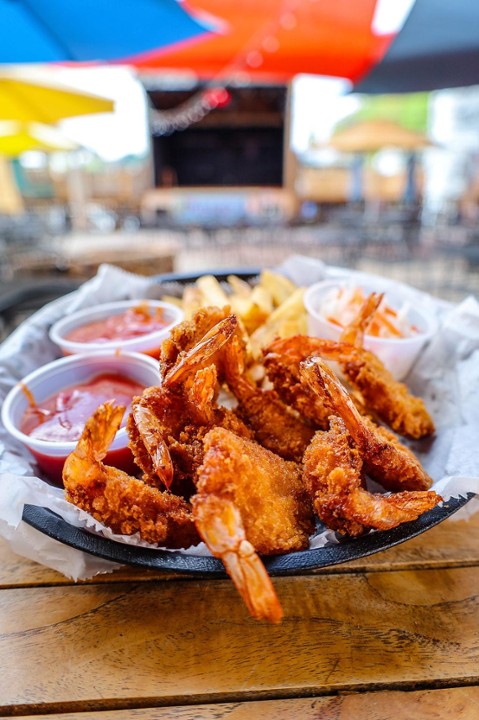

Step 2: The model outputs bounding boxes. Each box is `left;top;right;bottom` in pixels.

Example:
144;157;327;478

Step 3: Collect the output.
20;374;143;484
65;303;168;351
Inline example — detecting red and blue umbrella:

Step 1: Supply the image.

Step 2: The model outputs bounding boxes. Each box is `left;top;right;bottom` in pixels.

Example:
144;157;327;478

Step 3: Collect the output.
130;0;392;85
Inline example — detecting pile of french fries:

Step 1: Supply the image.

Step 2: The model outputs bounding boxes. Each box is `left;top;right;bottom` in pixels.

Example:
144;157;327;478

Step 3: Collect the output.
162;270;307;356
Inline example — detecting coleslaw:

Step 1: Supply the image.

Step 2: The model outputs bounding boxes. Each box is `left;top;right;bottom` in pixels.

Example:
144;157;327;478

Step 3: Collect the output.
320;285;420;339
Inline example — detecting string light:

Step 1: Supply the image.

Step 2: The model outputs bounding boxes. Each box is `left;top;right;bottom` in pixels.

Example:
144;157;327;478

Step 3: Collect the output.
150;87;232;136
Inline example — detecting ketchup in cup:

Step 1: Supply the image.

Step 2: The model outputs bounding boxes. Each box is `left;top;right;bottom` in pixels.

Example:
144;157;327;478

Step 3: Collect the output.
19;374;143;483
21;374;143;442
49;300;184;359
65;303;169;345
1;351;160;486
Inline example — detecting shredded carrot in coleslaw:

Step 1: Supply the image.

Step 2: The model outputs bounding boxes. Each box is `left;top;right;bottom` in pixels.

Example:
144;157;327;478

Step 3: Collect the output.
321;286;419;339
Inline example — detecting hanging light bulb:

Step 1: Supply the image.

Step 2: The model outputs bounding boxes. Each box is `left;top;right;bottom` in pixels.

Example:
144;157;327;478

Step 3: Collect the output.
203;87;231;108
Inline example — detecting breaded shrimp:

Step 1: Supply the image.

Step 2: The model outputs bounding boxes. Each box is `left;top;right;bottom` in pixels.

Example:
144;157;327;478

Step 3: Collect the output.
303;415;441;537
129;319;253;494
263;335;333;430
317;340;435;440
63;402;199;548
265;334;434;440
300;357;433;492
192;426;315;622
162;308;314;462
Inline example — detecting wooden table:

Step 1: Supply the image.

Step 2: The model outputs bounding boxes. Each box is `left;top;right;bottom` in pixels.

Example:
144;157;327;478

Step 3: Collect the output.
1;509;478;718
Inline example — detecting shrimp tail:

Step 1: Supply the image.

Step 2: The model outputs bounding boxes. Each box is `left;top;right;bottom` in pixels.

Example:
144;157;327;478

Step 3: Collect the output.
192;494;283;624
163;316;239;388
132;403;174;489
340;291;384;346
73;400;125;464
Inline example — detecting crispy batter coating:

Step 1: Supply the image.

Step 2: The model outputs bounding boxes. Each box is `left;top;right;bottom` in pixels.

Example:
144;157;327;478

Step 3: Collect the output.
301;357;433;492
229;375;315;462
194;427;314;555
263;336;333;429
160;305;233;381
128;382;252;496
312;340;435;440
264;335;435;440
63;402;199;548
303;416;441;537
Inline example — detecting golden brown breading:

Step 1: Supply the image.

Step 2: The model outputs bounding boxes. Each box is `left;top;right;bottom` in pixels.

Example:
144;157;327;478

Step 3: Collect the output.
63;402;199;548
301;356;433;492
303;416;441;537
194;426;314;555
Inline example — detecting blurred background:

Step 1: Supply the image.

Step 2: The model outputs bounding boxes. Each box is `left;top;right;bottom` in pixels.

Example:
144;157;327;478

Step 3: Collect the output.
2;0;479;337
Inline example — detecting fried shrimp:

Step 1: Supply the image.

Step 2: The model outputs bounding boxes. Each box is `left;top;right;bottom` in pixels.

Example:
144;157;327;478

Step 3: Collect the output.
300;357;434;492
265;333;434;440
159;305;233;381
263;335;333;429
128;318;253;494
193;426;314;623
303;415;441;537
63;401;199;548
316;339;435;440
161;307;315;462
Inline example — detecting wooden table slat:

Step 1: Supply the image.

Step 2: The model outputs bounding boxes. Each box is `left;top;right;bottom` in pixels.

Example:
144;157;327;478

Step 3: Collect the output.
10;686;479;720
1;566;479;712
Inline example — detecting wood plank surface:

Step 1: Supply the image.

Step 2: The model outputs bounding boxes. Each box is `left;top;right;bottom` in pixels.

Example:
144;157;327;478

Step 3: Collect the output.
1;566;478;713
1;512;478;587
11;686;479;720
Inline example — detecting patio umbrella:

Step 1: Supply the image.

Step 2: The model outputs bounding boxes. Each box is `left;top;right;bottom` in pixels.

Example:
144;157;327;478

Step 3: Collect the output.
356;0;479;93
130;0;479;94
130;0;394;83
328;119;433;204
0;121;78;156
0;0;211;63
328;119;432;154
0;72;114;123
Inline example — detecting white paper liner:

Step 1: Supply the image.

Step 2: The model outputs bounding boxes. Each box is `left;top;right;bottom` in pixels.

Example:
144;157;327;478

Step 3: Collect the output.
1;258;478;579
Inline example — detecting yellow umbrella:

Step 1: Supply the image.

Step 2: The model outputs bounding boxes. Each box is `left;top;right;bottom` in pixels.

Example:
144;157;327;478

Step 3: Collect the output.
0;121;78;156
0;72;114;123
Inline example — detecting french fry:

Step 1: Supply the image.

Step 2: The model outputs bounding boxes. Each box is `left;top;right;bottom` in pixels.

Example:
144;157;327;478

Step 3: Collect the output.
259;269;297;307
227;274;252;298
196;274;230;308
176;272;305;353
277;315;308;337
230;285;274;334
249;287;306;354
